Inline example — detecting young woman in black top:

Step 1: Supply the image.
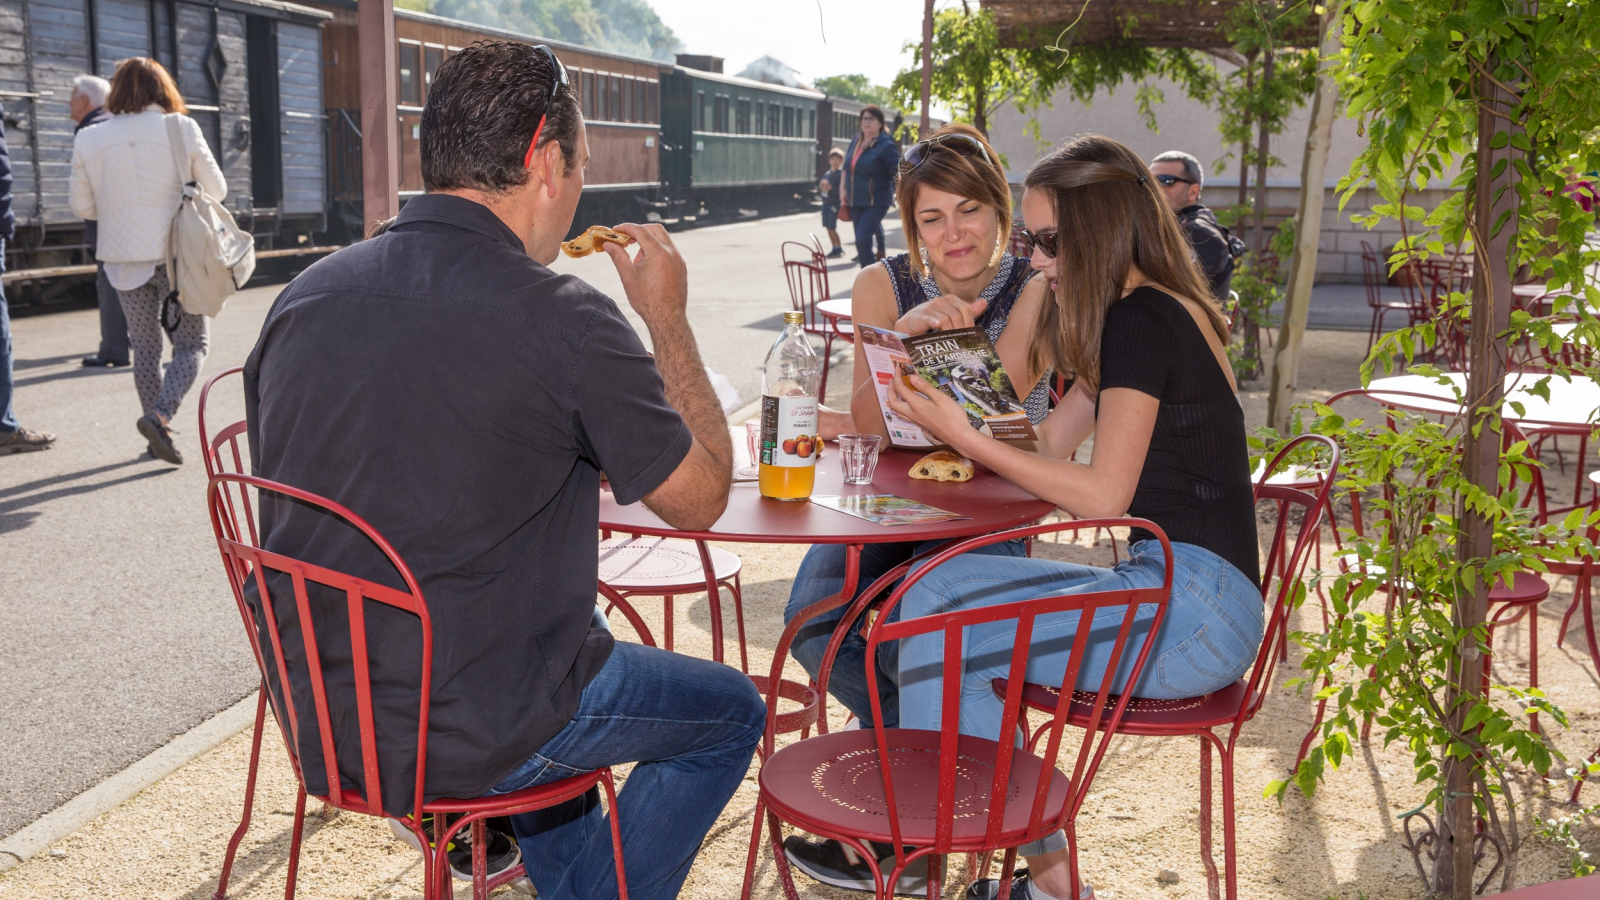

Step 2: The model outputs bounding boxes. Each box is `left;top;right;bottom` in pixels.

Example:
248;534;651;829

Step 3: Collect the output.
883;135;1262;900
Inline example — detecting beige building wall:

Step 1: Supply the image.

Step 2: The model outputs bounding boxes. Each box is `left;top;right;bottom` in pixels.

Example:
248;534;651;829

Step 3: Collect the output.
988;73;1457;283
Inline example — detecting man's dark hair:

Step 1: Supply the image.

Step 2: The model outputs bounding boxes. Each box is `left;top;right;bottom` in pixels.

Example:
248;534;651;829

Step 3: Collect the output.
422;41;580;194
1151;150;1204;187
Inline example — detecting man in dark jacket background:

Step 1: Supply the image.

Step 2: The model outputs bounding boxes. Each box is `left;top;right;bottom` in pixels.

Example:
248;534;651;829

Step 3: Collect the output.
0;100;56;455
1150;150;1243;305
70;74;128;368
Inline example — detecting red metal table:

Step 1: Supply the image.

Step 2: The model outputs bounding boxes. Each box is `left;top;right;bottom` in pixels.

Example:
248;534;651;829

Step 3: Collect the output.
816;296;853;346
1490;873;1600;898
599;448;1055;732
1367;373;1600;436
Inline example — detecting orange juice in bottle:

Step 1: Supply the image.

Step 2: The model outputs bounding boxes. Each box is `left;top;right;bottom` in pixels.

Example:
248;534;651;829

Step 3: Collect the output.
758;311;822;500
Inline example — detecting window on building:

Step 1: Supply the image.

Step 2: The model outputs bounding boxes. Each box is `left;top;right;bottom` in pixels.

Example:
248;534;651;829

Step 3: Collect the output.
695;90;706;130
397;40;422;106
424;45;444;96
713;95;729;132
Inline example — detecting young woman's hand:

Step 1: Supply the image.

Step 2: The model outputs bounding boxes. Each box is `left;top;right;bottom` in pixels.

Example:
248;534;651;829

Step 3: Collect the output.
885;368;979;452
894;294;989;336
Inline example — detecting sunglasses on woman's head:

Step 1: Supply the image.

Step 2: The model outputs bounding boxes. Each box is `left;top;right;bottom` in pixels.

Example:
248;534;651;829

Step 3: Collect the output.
902;134;991;173
523;44;569;169
1017;228;1058;259
1153;173;1196;187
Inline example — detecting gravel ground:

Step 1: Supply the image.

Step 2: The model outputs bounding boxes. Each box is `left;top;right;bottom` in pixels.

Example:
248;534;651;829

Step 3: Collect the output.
4;330;1599;899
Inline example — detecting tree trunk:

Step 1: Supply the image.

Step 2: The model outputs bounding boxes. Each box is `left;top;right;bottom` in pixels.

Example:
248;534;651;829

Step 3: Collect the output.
1438;52;1522;899
1267;11;1339;433
973;82;987;138
1238;61;1254;209
1251;51;1275;258
920;0;934;137
358;0;399;227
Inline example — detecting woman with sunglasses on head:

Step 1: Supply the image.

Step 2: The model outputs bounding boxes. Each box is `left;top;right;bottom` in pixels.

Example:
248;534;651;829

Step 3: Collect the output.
781;123;1058;896
873;135;1262;900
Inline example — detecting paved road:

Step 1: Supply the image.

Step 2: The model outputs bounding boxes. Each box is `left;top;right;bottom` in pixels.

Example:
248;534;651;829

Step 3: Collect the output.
0;209;899;840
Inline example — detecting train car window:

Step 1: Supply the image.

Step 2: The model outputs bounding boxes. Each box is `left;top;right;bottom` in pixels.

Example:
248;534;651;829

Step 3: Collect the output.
424;45;444;96
610;78;623;122
808;109;816;138
714;95;729;132
646;81;659;123
581;71;594;118
398;41;422;106
695;91;706;131
735;98;750;134
755;101;764;134
783;106;794;137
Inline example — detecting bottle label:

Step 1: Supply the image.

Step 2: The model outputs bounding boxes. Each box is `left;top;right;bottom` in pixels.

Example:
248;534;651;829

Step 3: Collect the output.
760;395;819;468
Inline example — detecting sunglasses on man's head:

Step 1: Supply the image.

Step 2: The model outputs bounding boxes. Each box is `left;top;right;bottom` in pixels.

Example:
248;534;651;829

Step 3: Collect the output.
1153;173;1196;187
902;134;991;173
523;44;569;169
1017;228;1058;259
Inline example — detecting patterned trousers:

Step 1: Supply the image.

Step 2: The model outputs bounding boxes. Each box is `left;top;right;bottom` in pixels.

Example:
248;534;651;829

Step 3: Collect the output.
117;264;209;421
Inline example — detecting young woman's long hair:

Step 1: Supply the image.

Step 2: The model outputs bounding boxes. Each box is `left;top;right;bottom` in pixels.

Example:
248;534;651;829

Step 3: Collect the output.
1024;135;1228;393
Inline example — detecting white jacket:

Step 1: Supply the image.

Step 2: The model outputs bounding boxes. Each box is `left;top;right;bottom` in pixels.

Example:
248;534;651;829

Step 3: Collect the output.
70;106;227;264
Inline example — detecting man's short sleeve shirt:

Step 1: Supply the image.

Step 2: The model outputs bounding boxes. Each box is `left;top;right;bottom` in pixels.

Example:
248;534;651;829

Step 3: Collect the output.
242;194;690;814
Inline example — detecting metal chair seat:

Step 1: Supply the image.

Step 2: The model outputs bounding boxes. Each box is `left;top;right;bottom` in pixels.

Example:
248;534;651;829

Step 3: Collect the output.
598;536;742;591
998;679;1257;734
758;728;1069;850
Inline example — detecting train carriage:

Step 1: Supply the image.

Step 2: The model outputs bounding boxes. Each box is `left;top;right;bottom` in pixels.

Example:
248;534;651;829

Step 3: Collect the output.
0;0;331;300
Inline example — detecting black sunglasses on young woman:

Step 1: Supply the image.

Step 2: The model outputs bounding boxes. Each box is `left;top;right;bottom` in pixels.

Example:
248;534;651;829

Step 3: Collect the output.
902;133;991;172
522;44;570;169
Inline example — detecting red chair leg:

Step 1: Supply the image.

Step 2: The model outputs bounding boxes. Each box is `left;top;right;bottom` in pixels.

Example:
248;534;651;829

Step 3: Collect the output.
1221;738;1239;900
663;595;675;653
1558;590;1581;649
818;333;835;405
473;819;490;900
996;848;1019;900
1199;737;1220;900
284;787;307;900
1529;606;1541;735
1575;434;1589;505
767;808;803;900
729;574;750;674
740;799;766;900
600;770;630;900
214;690;268;899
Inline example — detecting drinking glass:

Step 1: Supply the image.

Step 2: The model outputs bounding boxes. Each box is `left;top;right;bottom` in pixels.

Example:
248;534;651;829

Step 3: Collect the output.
744;419;762;467
839;434;882;485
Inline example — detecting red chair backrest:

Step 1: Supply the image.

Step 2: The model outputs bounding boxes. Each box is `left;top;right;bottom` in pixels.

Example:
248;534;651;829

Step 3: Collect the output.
198;366;257;546
1359;242;1382;308
782;257;830;334
1245;435;1341;725
207;472;435;821
863;518;1174;854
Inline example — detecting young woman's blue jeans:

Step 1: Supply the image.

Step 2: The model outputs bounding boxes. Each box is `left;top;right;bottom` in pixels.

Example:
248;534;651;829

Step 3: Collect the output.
783;539;1028;729
897;540;1262;856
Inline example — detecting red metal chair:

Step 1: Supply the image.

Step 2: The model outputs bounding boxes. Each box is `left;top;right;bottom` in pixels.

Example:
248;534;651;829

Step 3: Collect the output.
998;435;1340;900
1363;241;1425;354
597;535;750;671
206;473;629;900
782;240;842;403
743;518;1176;900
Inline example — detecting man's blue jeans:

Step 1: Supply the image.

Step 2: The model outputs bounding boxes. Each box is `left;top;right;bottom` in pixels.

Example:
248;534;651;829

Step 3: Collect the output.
783;539;1027;728
490;641;765;900
0;239;16;433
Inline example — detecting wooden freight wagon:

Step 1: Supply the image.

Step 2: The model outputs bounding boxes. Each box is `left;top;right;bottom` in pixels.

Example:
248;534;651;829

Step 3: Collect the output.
305;1;668;231
0;0;331;304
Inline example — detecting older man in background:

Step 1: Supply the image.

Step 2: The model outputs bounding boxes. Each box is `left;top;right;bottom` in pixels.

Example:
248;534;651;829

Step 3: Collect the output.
70;74;127;369
1150;150;1243;305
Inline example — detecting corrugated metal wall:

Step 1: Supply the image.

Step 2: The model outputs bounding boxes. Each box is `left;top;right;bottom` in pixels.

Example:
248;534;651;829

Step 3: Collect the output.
275;20;320;215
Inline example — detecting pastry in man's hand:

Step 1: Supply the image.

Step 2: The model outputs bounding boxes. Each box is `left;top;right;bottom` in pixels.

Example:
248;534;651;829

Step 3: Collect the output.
908;450;974;482
560;225;634;258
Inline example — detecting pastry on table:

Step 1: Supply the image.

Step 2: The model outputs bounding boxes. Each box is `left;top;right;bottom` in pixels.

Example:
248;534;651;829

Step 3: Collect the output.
908;450;974;483
560;225;634;258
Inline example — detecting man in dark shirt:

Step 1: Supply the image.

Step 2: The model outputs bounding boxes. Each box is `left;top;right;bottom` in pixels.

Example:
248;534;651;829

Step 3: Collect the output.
243;41;762;900
1150;150;1243;305
69;74;129;368
0;100;56;456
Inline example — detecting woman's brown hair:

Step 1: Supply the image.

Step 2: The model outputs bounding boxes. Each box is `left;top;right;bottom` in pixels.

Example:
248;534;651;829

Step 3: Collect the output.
894;123;1012;276
105;58;187;115
1023;134;1227;393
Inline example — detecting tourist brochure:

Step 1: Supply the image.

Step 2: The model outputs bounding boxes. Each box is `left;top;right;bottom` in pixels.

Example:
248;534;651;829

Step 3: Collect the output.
811;493;970;527
856;324;1037;448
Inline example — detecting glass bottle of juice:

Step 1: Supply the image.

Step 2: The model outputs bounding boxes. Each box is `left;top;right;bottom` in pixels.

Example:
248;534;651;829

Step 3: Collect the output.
758;311;822;500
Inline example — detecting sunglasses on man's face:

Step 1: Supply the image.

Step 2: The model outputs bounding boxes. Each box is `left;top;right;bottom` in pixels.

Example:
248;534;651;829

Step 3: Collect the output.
1017;228;1058;260
523;44;570;169
902;134;991;173
1153;173;1196;187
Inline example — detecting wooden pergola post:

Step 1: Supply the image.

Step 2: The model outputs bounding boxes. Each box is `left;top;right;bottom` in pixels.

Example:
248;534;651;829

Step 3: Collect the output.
1267;8;1341;431
358;0;399;229
920;0;934;136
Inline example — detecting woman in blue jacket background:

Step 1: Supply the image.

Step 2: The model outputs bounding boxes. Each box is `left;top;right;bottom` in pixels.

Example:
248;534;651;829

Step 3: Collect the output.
840;105;901;268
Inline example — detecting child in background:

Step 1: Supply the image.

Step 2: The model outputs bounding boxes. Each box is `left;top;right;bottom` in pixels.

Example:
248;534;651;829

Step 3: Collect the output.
819;147;845;258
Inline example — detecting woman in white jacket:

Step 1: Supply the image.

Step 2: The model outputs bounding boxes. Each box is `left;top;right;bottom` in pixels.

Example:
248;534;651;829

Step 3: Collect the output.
70;57;225;465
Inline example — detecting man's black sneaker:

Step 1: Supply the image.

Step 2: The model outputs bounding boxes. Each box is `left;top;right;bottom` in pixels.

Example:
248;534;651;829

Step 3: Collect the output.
81;355;130;367
967;869;1096;900
782;835;928;896
387;813;525;886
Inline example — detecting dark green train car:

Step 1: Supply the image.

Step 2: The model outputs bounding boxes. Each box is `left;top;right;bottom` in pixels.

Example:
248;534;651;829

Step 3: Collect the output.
660;66;822;218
